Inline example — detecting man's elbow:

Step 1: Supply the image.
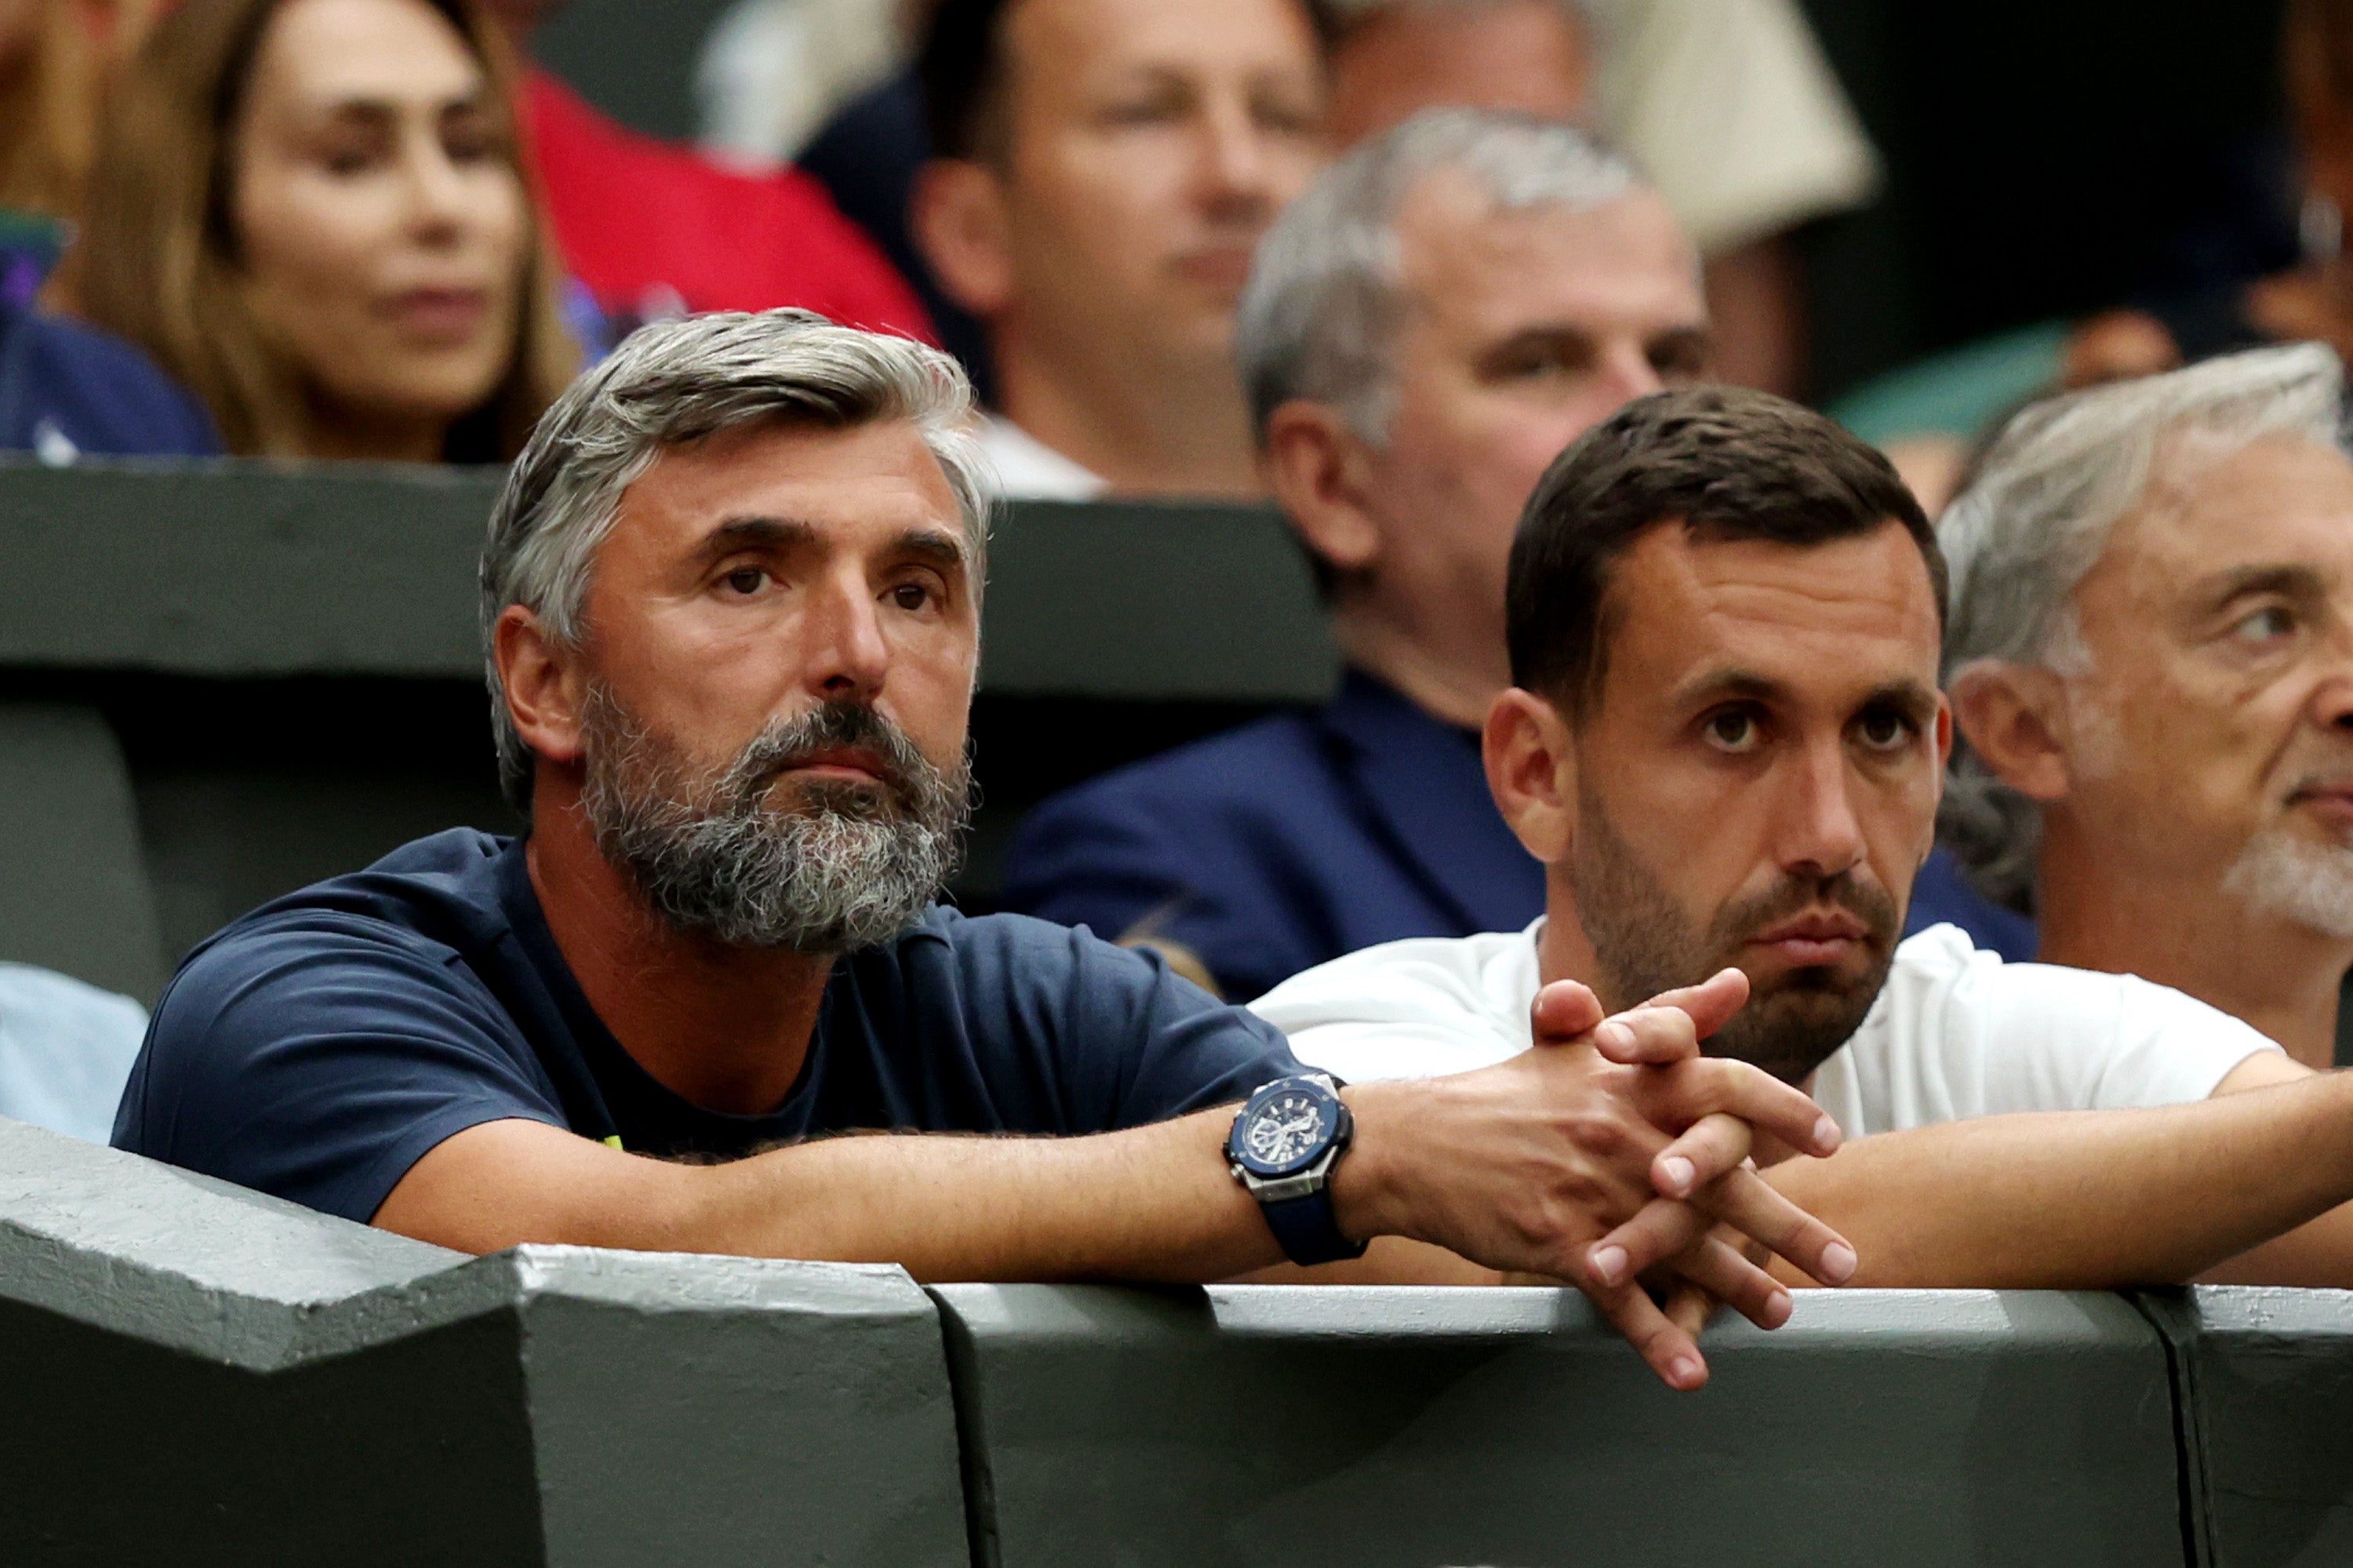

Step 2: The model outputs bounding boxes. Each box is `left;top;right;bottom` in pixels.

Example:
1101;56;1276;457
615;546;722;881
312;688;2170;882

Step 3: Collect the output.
370;1119;702;1257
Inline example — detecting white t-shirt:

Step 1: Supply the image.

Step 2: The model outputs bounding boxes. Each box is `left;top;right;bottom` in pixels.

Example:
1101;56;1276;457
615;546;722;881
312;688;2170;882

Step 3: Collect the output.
975;417;1109;503
1250;922;2282;1137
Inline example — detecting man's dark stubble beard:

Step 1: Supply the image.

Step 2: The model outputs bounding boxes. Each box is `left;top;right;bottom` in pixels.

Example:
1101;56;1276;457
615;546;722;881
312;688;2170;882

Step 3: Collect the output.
578;686;973;954
1571;781;1900;1085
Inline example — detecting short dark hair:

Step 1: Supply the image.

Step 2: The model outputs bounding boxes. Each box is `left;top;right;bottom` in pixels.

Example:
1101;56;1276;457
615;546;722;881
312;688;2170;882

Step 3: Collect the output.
917;0;1335;163
1507;386;1945;714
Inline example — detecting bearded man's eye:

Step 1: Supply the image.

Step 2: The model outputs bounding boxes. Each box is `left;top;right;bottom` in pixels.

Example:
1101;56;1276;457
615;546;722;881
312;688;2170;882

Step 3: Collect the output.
725;569;765;595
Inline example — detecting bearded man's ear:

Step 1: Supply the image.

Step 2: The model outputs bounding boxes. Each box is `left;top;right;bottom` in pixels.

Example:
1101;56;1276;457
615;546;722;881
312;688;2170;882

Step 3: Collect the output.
1484;687;1577;863
495;605;588;769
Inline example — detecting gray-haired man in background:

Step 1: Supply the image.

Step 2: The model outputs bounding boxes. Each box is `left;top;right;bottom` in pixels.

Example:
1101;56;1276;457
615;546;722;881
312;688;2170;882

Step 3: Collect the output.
113;309;1857;1391
1941;343;2353;1068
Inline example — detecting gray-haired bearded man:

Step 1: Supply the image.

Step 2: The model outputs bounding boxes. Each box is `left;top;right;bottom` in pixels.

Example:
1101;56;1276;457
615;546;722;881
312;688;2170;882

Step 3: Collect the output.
1940;343;2353;1069
111;311;1857;1390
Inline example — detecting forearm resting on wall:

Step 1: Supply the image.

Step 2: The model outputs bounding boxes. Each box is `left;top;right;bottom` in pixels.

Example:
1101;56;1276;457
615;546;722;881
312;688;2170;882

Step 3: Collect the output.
374;1111;1289;1284
1761;1073;2353;1289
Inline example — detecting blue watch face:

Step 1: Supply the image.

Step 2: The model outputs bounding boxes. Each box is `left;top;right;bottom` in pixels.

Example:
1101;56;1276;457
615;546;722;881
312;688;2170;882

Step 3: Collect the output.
1237;1088;1331;1176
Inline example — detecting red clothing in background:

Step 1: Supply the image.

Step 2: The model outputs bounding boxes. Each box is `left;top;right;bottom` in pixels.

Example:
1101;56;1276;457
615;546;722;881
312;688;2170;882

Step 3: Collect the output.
522;71;935;342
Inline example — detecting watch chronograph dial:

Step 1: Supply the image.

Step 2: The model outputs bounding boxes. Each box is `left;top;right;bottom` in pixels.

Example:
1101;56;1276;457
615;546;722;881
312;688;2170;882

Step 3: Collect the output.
1244;1091;1327;1170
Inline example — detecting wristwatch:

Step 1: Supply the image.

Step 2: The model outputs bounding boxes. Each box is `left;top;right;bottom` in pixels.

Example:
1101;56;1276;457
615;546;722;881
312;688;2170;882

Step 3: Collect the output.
1227;1073;1367;1266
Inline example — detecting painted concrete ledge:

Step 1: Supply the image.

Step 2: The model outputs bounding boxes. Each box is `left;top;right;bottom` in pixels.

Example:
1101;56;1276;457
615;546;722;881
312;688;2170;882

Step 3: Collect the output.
2140;1284;2353;1568
0;1119;967;1566
934;1281;2188;1568
19;1110;2353;1568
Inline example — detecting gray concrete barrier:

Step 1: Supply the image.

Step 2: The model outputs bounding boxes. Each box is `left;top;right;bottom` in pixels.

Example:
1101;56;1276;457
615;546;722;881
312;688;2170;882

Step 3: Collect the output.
0;700;162;997
0;460;1333;700
932;1281;2188;1568
0;1118;969;1566
2138;1285;2353;1568
34;1112;2353;1567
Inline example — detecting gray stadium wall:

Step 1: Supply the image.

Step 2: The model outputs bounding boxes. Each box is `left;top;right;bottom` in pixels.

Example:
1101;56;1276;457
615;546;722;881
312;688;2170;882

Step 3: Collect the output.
13;1111;2353;1565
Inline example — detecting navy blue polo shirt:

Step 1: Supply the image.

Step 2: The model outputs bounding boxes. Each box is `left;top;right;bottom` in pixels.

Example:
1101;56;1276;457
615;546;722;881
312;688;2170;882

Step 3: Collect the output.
113;829;1302;1224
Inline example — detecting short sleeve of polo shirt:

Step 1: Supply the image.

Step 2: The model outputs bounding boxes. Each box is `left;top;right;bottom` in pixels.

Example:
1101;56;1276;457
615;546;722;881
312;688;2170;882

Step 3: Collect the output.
111;912;569;1224
886;910;1306;1133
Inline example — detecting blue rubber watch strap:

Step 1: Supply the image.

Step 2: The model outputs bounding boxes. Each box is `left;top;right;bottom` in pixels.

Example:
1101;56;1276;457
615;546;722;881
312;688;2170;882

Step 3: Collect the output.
1259;1186;1367;1266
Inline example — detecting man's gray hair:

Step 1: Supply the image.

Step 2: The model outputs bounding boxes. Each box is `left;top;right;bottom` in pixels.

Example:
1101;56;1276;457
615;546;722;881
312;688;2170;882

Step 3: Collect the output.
479;310;992;809
1234;107;1645;446
1938;341;2347;908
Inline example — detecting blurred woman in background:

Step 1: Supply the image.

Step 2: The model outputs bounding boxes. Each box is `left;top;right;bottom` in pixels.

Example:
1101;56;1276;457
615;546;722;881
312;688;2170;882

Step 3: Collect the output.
2;0;222;459
61;0;576;461
0;0;154;219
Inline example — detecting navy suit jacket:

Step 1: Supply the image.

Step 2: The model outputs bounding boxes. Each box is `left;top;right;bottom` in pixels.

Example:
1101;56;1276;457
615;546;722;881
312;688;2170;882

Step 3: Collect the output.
1002;668;2035;999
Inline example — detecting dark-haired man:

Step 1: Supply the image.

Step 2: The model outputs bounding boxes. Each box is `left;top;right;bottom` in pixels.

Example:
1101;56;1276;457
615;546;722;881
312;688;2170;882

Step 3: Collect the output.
1256;384;2353;1290
114;311;1857;1390
909;0;1329;498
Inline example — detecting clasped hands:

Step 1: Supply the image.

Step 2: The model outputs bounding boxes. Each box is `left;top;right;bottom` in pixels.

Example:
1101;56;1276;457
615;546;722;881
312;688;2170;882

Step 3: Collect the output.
1341;967;1854;1391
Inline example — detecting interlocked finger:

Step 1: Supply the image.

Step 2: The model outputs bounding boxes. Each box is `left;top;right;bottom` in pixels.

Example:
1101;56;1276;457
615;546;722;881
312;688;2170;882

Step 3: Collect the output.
1587;1275;1710;1391
1667;1232;1795;1330
1692;1166;1858;1287
1586;1195;1713;1289
1627;1055;1842;1157
1627;966;1751;1045
1661;1279;1718;1341
1652;1111;1752;1198
1591;1003;1702;1066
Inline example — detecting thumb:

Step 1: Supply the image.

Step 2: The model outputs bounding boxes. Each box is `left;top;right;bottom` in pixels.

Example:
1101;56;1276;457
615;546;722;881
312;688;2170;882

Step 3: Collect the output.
1529;978;1604;1044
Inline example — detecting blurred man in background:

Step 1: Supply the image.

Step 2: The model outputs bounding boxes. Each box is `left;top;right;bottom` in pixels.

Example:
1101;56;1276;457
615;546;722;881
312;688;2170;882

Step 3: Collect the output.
909;0;1330;499
1322;0;1879;398
1940;344;2353;1070
1005;110;2015;1002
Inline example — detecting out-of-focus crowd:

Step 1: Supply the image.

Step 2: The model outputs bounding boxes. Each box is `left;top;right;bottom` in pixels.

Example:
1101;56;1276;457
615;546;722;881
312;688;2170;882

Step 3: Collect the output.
2;0;1878;469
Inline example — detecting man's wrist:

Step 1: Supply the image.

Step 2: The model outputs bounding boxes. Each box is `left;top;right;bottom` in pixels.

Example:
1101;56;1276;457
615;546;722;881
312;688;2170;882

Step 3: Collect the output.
1330;1081;1412;1245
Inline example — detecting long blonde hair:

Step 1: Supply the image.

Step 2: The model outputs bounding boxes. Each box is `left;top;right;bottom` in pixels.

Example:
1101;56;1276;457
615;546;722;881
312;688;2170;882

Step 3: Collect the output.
61;0;576;460
0;0;156;216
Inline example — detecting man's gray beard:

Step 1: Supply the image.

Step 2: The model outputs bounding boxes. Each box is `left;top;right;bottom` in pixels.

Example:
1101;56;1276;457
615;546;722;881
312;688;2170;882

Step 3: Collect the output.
2223;824;2353;940
1571;783;1900;1085
577;686;972;954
